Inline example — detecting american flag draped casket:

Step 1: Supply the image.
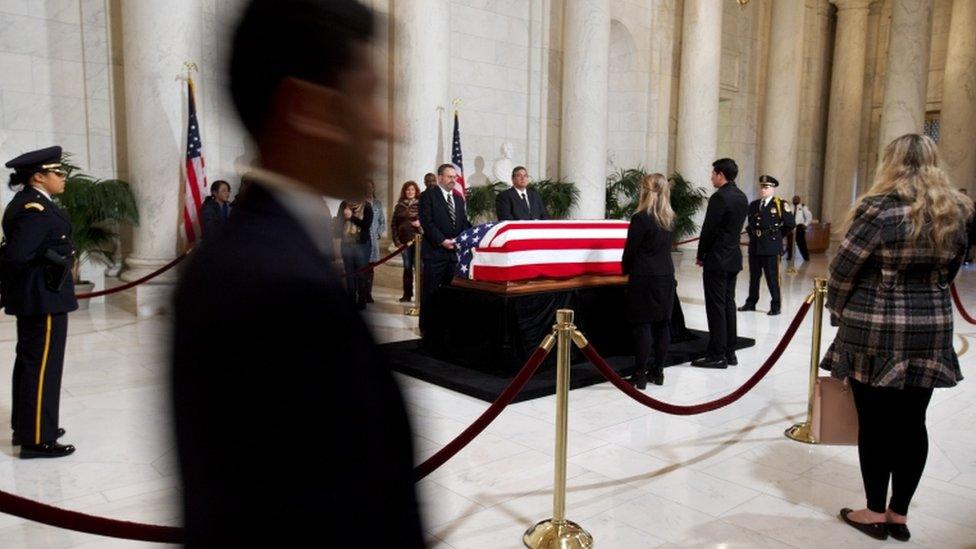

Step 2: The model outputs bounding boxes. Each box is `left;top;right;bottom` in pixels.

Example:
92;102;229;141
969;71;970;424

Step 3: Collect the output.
454;220;629;282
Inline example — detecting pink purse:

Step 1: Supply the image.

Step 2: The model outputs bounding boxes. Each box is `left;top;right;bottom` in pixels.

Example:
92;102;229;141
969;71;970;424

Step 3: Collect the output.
811;377;859;445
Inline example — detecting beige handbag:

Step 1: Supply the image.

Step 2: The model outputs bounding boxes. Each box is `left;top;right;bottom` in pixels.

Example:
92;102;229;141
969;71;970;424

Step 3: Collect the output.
811;377;859;445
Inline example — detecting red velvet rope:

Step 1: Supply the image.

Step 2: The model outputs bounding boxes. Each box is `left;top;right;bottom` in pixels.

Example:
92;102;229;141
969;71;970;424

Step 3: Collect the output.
414;343;551;480
75;251;191;300
0;490;182;543
950;283;976;325
580;298;812;415
339;242;410;278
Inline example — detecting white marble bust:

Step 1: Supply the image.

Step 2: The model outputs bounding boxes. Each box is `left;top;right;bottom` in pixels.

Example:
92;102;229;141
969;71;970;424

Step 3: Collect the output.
490;142;517;184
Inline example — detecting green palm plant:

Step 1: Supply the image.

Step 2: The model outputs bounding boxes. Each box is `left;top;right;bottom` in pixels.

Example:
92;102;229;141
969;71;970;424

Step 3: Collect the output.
604;167;645;219
531;178;578;219
604;167;708;244
57;156;139;282
464;181;508;223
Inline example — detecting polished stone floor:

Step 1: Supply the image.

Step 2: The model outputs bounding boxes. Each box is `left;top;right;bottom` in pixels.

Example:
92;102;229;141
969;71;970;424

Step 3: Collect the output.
0;250;974;547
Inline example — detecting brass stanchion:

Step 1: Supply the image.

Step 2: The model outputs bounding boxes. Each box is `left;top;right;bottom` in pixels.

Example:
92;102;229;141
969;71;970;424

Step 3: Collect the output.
523;310;592;549
785;278;827;443
406;234;422;317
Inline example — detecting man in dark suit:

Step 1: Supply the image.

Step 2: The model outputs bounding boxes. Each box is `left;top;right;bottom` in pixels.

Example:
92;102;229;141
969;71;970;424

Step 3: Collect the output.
170;1;424;546
693;158;749;369
495;166;548;221
419;163;471;335
739;175;795;315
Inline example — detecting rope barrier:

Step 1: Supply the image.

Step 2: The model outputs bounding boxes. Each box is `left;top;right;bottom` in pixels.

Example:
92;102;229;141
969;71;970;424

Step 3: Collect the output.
0;490;183;543
339;242;410;278
75;250;191;300
950;283;976;325
578;298;812;415
415;337;554;480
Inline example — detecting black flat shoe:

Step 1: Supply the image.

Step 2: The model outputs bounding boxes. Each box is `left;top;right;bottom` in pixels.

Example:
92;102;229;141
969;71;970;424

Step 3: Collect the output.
20;441;75;459
649;369;664;386
887;523;910;542
839;508;888;541
692;358;728;369
12;428;65;446
726;354;738;366
737;304;756;312
628;372;647;390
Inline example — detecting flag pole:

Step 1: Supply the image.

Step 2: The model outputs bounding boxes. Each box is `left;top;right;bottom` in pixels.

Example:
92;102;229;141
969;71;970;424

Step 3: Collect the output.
179;61;199;253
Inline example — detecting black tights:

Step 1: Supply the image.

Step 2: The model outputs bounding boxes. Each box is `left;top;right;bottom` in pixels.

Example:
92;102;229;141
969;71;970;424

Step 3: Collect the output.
633;321;670;372
849;378;933;516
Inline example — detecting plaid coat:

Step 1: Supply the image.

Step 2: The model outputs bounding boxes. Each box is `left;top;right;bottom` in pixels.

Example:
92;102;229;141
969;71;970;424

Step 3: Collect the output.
820;194;967;389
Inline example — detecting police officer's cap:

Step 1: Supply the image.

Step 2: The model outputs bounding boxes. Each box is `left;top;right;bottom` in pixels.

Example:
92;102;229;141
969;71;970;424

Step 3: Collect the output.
4;146;63;174
758;174;779;188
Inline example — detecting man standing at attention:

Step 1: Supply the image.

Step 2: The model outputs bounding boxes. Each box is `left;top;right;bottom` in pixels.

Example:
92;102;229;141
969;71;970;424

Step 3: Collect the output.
738;175;795;316
693;158;749;369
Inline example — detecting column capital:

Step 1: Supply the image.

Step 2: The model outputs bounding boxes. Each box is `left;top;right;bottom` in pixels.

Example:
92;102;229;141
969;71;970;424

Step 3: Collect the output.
830;0;872;11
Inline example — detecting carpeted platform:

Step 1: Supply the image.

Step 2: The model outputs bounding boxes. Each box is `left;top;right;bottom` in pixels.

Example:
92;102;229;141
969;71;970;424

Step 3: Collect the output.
383;330;756;403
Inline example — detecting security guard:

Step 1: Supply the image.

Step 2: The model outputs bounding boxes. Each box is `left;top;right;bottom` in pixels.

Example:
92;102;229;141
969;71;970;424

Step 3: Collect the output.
738;175;794;316
1;146;77;458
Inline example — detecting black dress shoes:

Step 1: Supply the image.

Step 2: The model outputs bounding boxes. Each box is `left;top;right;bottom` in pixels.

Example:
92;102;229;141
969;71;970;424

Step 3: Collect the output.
839;508;888;541
12;427;65;446
691;357;728;369
726;354;738;366
767;309;781;316
20;441;75;459
628;370;647;390
887;523;910;542
737;304;756;312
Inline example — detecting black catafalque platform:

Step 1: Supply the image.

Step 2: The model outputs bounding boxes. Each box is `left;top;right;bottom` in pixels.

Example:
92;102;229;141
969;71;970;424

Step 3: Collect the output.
383;276;755;403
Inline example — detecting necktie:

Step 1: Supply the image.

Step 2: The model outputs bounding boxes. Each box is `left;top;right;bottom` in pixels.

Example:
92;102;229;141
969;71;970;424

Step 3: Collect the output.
762;198;769;210
446;192;456;226
521;192;529;211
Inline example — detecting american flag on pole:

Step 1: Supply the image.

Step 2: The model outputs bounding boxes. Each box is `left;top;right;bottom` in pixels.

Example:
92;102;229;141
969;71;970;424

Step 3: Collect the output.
182;77;208;243
454;220;630;282
451;110;465;198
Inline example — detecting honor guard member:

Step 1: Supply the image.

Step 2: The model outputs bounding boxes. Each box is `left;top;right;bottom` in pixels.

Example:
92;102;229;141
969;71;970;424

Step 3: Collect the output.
738;175;794;316
1;146;77;458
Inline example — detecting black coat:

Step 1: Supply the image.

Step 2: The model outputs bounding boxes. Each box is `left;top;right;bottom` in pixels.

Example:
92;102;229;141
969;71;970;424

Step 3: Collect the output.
333;201;374;247
495;186;548;221
746;197;795;256
419;186;471;262
199;196;229;240
0;187;77;316
622;211;676;323
696;182;749;272
172;182;423;547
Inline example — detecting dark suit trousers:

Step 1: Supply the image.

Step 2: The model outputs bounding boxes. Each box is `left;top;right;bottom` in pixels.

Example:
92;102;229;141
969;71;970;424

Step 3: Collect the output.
746;253;781;310
12;313;67;444
702;270;737;359
794;225;809;261
420;257;456;335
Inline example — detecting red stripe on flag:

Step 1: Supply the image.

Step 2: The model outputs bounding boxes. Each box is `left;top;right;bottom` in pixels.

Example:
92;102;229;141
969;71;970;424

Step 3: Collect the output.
471;262;623;282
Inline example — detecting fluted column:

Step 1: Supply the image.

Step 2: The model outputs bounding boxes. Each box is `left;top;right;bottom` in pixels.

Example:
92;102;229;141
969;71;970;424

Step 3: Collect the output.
823;0;871;231
676;0;723;203
760;0;806;200
560;0;610;219
392;0;449;193
878;0;933;153
118;0;201;315
941;0;976;192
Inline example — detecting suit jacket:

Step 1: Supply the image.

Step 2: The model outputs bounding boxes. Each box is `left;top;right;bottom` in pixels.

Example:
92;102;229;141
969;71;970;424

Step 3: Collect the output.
495;186;548;221
745;196;795;256
419;186;471;262
696;182;749;272
0;187;77;316
621;210;674;277
172;182;423;547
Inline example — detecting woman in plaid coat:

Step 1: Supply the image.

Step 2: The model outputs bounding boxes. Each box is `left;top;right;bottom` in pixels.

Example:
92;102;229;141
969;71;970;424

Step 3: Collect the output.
821;134;973;541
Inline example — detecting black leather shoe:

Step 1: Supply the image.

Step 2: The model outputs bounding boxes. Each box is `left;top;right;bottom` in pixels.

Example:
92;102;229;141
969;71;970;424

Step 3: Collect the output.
839;508;888;541
12;428;65;446
628;371;647;390
726;354;738;366
20;441;75;459
887;523;910;542
692;358;728;369
737;304;756;312
649;367;664;386
767;309;781;316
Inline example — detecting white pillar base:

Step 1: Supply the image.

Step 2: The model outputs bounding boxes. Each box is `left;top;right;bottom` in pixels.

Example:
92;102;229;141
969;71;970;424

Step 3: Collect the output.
105;277;175;318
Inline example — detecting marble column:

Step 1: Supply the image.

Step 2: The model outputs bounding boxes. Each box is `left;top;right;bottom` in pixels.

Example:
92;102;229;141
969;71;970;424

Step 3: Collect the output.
940;0;976;192
675;0;723;202
392;0;449;192
822;0;871;232
877;0;933;154
760;0;806;200
117;0;201;316
560;0;610;219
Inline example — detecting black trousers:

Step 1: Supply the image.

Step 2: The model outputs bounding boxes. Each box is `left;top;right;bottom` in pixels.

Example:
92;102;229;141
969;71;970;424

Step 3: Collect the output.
850;379;934;515
746;253;781;310
633;321;670;372
12;313;68;445
792;225;809;261
420;257;456;335
702;270;738;359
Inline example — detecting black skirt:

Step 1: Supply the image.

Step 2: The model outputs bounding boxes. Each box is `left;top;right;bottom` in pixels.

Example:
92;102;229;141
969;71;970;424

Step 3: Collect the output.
626;275;676;324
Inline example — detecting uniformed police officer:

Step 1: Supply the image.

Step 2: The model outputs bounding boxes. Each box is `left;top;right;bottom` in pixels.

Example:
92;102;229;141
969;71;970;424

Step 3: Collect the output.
738;175;795;316
1;146;77;458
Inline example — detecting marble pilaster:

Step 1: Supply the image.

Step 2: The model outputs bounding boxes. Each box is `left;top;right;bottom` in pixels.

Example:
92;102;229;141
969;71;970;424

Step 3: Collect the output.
560;0;610;219
878;0;933;154
940;0;976;191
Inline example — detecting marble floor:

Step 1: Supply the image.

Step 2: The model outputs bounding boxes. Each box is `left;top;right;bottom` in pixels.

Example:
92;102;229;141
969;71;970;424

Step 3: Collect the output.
0;251;974;548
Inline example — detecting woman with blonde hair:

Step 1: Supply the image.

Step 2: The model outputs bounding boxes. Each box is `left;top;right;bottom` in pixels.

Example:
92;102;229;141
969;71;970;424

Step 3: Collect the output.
621;173;676;388
821;134;973;541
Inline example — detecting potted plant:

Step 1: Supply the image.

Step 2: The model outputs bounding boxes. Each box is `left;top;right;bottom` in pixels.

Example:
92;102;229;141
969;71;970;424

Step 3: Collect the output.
57;157;139;309
604;167;708;246
464;181;508;223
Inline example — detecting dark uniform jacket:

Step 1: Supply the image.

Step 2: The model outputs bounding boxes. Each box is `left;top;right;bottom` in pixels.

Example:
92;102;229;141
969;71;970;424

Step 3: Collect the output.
199;196;229;240
696;182;749;272
746;196;795;256
820;194;967;389
0;187;77;316
495;186;547;221
419;186;470;262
